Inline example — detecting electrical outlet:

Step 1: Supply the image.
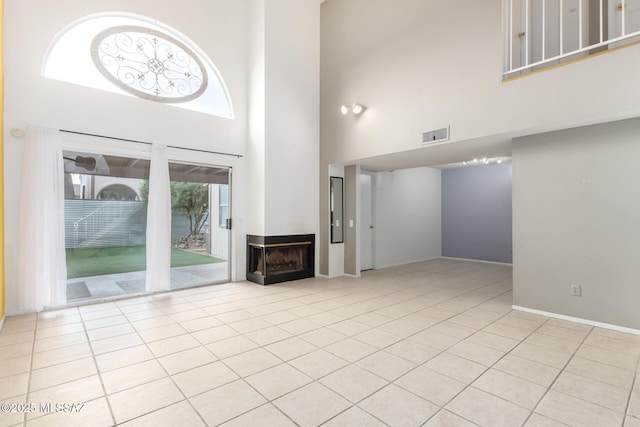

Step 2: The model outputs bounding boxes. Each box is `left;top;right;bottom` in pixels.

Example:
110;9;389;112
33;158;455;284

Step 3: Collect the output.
570;284;582;297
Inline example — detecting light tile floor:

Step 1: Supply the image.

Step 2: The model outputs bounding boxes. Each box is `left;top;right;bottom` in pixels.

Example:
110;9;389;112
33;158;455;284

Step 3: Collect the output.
1;259;639;426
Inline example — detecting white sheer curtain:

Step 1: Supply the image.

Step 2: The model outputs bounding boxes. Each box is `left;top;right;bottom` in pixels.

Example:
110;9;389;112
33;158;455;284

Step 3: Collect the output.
17;126;67;312
145;143;172;292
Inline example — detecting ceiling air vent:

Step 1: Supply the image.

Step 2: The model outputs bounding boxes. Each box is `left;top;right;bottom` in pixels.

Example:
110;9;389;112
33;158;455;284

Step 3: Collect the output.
422;126;449;144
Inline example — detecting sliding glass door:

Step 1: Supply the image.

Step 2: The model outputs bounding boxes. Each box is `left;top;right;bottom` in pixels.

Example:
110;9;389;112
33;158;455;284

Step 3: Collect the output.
168;162;230;289
63;150;231;303
64;151;151;302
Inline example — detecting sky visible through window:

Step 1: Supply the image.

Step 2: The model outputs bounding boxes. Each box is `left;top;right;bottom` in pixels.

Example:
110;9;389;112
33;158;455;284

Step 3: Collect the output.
44;13;233;118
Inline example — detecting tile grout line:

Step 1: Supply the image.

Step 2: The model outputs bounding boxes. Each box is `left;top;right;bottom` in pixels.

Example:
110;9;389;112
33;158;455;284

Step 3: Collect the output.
130;300;311;426
178;307;401;425
622;348;640;423
523;319;594;426
207;346;301;426
291;266;515;424
21;314;38;427
81;306;120;427
391;304;530;425
297;276;516;425
117;313;211;427
87;306;167;406
409;304;589;424
8;261;639;426
7;264;504;427
99;298;204;426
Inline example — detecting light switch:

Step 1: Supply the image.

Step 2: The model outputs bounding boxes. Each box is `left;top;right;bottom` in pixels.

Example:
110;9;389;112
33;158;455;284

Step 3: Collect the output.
349;219;354;228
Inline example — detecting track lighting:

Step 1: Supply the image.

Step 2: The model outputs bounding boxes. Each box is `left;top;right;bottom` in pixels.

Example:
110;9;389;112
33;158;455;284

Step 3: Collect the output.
461;157;509;167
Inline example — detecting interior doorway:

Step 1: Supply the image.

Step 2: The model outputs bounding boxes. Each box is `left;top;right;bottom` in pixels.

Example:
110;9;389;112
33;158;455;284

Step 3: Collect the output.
167;161;231;291
360;173;374;271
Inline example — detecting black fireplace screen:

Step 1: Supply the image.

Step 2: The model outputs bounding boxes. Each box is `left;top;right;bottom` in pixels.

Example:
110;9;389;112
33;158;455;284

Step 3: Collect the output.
246;234;315;285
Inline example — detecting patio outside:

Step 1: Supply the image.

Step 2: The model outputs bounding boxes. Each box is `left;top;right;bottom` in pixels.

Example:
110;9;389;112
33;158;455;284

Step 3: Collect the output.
66;261;229;302
65;245;228;302
64;163;231;303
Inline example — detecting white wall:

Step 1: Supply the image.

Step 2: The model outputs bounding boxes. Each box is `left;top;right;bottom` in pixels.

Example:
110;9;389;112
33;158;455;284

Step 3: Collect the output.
247;0;267;237
373;167;441;269
5;0;249;151
513;118;640;330
263;0;320;237
325;166;442;275
319;0;640;276
245;0;320;276
4;0;319;313
4;0;252;314
321;0;640;166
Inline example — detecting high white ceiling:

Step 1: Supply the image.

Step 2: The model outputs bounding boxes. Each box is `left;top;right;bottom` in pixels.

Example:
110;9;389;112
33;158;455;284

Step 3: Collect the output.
319;0;512;172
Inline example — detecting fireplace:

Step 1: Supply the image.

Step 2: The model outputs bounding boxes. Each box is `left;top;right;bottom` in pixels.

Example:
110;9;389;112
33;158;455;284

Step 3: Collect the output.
246;234;315;285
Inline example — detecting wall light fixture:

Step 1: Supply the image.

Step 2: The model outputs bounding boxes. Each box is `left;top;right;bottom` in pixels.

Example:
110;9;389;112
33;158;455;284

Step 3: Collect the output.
340;103;367;116
351;103;366;115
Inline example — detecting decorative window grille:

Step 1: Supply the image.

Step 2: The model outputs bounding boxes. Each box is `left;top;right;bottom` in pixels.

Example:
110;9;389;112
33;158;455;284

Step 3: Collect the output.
91;26;208;103
44;13;233;118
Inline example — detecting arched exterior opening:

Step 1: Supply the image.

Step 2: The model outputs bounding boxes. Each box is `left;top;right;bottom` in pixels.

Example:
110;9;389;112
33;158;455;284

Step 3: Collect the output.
97;184;139;201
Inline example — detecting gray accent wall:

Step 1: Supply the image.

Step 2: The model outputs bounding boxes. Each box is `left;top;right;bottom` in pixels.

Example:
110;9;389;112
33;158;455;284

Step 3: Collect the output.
442;163;513;263
513;118;640;330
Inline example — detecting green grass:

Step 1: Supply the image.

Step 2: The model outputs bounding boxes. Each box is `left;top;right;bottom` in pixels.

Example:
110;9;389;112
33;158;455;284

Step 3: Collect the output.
66;246;225;279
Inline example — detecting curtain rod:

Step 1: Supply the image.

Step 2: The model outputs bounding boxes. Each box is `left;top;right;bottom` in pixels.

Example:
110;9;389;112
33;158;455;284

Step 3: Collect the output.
60;129;243;158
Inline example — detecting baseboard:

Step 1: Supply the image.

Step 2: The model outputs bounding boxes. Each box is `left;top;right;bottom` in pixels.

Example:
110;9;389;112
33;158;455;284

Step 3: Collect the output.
318;274;349;279
441;256;513;267
6;308;38;316
512;305;640;336
325;256;492;279
314;273;361;279
375;256;441;270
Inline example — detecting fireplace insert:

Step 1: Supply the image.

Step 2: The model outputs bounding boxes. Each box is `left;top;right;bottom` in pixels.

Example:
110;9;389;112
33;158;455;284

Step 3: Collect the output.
246;234;315;285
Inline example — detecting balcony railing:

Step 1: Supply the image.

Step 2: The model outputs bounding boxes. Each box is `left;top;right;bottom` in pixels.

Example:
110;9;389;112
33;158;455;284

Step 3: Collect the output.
504;0;640;79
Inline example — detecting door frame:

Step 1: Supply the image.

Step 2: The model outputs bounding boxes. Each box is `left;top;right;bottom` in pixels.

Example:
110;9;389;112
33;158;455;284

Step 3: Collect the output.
60;132;237;304
360;171;375;272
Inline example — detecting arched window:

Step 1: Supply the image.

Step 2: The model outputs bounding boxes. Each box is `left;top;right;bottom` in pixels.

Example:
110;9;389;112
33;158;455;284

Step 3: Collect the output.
97;184;139;201
43;13;233;118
